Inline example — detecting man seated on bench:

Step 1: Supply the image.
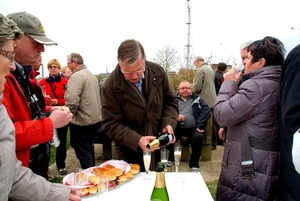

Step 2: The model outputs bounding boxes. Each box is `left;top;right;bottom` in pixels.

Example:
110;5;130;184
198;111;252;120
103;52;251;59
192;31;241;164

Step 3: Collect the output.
167;80;210;173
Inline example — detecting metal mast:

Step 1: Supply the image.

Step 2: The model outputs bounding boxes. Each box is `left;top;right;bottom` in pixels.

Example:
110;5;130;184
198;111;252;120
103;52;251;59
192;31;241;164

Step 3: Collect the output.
184;0;193;68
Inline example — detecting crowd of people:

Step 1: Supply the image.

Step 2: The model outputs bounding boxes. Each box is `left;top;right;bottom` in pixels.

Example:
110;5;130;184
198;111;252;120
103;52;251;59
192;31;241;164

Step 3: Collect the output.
0;9;300;201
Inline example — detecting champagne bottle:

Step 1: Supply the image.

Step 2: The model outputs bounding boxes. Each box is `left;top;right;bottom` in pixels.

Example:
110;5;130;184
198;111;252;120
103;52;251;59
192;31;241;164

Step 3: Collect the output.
146;133;174;149
150;162;169;201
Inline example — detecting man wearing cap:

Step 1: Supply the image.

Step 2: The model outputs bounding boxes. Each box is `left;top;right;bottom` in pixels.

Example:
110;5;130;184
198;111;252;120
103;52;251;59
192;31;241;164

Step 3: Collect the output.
2;11;72;180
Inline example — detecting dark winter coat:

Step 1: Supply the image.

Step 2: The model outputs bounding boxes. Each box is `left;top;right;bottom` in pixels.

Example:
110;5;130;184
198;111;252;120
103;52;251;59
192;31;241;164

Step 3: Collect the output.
214;65;281;201
101;61;178;169
279;44;300;201
215;70;224;94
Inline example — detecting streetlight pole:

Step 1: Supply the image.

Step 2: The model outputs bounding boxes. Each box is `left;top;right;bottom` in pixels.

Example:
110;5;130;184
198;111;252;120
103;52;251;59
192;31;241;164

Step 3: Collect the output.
291;27;300;44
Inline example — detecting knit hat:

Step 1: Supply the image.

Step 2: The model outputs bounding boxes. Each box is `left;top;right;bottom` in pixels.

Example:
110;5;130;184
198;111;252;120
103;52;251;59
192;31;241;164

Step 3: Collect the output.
7;11;57;45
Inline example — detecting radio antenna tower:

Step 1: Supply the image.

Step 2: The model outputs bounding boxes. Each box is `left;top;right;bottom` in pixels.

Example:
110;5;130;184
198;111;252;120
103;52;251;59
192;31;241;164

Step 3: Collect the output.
184;0;194;68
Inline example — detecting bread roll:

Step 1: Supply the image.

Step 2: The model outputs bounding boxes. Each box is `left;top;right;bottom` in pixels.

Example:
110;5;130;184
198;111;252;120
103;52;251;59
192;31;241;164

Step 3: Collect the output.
130;164;140;170
81;187;89;196
93;167;106;175
109;168;123;176
117;175;129;184
104;171;116;181
130;167;139;175
88;175;100;185
88;185;98;194
125;171;134;179
102;164;115;171
76;172;87;182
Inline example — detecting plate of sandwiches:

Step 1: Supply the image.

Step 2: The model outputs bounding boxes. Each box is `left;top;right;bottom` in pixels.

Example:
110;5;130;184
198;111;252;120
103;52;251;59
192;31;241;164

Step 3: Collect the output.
62;160;140;196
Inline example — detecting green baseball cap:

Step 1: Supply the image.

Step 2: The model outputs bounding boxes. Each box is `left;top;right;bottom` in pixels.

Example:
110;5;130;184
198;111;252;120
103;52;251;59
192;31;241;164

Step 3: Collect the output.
7;11;57;45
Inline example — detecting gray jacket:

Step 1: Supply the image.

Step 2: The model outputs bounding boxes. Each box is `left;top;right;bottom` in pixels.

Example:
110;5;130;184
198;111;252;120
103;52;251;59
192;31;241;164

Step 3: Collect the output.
65;64;102;126
214;65;281;201
0;94;70;201
192;63;216;108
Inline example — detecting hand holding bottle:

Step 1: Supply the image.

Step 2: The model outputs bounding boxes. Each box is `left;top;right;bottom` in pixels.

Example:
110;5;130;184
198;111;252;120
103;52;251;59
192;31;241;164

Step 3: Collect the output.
138;136;157;151
146;133;175;149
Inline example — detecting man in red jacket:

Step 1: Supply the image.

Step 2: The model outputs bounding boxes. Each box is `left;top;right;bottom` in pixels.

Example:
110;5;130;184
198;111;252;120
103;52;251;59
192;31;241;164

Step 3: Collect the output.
2;12;72;179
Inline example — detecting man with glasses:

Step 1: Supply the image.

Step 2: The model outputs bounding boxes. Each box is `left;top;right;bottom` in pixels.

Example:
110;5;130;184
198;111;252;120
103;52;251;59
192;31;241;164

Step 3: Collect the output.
2;12;73;180
167;80;210;173
101;39;178;171
65;53;102;169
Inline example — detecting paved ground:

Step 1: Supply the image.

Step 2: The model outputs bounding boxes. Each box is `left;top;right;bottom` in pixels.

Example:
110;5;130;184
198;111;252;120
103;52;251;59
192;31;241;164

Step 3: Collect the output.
49;144;224;182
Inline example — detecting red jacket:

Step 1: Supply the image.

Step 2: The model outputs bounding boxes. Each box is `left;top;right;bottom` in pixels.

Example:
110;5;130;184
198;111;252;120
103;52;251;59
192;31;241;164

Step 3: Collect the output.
39;75;68;106
2;73;53;167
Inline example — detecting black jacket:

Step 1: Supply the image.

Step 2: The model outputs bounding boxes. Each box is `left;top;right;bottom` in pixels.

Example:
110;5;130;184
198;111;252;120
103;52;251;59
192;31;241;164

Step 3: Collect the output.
279;44;300;201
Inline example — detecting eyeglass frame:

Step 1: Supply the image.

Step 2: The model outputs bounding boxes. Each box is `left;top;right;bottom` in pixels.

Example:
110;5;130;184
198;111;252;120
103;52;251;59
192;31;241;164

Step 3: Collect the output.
67;61;74;65
48;66;59;69
178;87;192;90
120;63;145;75
0;50;15;62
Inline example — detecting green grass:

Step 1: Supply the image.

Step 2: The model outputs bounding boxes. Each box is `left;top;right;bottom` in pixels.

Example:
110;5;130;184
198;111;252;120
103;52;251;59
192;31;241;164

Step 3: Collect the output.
49;128;71;166
206;180;218;201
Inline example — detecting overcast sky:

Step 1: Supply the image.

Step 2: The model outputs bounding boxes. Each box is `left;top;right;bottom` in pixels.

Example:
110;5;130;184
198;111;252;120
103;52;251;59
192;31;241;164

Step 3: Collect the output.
2;0;300;76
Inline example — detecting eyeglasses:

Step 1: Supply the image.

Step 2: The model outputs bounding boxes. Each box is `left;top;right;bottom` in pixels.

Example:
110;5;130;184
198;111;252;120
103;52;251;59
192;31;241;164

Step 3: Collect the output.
120;68;145;75
120;63;145;76
179;87;192;90
67;61;73;65
0;50;15;62
49;66;59;69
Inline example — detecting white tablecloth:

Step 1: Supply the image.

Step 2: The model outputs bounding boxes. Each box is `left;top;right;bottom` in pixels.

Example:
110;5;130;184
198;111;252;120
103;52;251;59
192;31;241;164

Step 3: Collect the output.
82;172;214;201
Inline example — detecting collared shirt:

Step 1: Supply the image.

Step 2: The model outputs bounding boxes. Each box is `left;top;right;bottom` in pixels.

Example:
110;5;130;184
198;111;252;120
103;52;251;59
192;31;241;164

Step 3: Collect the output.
135;73;145;93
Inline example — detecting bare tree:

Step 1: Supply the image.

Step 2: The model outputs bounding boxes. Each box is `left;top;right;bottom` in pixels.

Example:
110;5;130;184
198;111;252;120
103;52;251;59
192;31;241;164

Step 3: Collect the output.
153;43;180;73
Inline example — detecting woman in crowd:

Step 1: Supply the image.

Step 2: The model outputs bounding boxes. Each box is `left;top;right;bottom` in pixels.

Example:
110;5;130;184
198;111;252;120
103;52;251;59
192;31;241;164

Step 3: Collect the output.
39;59;69;175
214;36;285;200
0;12;80;201
61;65;72;79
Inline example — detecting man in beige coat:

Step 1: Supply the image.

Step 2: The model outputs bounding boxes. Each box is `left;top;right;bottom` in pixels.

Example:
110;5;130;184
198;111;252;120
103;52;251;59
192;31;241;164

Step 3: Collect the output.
192;56;217;150
65;53;102;169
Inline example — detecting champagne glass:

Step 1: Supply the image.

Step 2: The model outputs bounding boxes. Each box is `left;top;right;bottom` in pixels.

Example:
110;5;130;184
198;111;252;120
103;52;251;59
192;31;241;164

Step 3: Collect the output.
97;175;108;201
174;145;182;174
143;149;151;181
160;148;169;171
74;168;85;196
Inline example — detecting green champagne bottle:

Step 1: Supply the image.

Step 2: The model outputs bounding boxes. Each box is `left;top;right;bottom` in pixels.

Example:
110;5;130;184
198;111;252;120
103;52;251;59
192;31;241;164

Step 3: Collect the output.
146;133;175;149
150;162;169;201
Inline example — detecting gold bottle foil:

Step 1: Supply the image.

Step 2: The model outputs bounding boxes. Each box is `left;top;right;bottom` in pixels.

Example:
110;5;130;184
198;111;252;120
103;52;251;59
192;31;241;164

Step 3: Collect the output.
154;172;166;188
148;139;160;148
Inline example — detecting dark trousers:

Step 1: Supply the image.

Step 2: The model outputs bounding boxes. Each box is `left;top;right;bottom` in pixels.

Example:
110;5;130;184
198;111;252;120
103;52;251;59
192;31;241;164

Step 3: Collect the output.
167;127;203;168
56;124;69;170
70;122;100;169
29;143;49;180
211;108;219;149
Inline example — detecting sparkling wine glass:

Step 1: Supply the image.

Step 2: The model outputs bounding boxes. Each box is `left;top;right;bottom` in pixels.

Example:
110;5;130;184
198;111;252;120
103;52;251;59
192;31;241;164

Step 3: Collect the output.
74;168;85;196
143;149;151;181
174;145;182;174
160;148;169;171
97;174;108;201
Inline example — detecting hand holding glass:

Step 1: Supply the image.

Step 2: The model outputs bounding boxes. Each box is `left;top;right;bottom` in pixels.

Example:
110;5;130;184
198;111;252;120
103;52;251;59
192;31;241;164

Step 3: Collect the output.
143;149;152;181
